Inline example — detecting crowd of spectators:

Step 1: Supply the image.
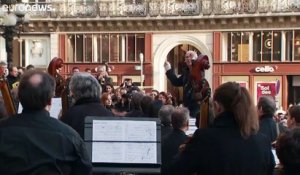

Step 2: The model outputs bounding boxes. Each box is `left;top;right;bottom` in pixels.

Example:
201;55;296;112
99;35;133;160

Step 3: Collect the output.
1;62;300;175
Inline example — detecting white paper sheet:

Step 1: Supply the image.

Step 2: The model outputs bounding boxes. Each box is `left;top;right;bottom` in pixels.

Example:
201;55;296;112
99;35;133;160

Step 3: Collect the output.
92;120;157;163
92;142;157;164
18;98;62;119
92;120;156;141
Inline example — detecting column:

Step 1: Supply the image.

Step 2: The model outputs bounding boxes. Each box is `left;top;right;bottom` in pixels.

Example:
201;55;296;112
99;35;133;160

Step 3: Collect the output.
281;31;286;62
249;32;254;62
50;33;59;59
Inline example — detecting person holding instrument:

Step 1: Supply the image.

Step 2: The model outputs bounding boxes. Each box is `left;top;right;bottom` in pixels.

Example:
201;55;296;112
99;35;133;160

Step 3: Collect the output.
0;61;16;117
164;50;210;125
172;82;275;175
47;57;66;98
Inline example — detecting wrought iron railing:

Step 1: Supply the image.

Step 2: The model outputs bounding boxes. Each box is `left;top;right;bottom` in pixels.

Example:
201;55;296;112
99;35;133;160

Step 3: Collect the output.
24;0;300;19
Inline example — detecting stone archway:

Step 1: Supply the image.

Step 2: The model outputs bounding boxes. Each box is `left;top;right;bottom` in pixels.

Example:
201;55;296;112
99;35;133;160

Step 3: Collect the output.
153;35;213;91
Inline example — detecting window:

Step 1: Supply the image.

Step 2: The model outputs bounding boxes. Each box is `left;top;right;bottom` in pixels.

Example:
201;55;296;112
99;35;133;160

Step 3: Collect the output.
66;33;145;63
227;32;249;62
253;32;262;62
295;31;300;61
286;31;293;61
85;34;93;62
225;30;288;62
127;35;136;62
273;31;281;61
254;31;281;62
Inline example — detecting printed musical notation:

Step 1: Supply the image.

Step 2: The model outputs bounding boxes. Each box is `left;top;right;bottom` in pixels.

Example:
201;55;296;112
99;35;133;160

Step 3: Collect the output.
92;120;157;164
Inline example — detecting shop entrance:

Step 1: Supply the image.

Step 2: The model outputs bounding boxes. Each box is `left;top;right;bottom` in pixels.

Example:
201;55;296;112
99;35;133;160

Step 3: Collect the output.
287;75;300;106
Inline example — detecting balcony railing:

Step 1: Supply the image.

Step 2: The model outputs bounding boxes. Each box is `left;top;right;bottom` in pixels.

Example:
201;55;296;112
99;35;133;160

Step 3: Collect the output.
25;0;300;19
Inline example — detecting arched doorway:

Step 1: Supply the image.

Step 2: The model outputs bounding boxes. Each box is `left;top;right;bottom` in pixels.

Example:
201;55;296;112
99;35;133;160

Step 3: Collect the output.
166;44;202;104
153;35;213;97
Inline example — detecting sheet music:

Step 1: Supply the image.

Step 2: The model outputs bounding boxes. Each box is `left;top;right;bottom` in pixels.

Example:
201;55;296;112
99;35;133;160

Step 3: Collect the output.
186;118;197;135
18;98;62;119
92;120;156;141
92;120;157;163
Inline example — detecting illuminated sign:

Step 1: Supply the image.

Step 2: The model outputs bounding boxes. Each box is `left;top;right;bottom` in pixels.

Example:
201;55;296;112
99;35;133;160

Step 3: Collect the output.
254;66;275;73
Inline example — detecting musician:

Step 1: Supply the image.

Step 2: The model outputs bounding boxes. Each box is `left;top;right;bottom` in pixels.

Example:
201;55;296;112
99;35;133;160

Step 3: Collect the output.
162;107;189;175
172;82;275;175
47;57;66;97
60;72;114;138
0;70;92;174
164;51;210;118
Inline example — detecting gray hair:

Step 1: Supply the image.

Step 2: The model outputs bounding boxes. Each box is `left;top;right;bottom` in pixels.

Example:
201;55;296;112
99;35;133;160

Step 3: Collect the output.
257;96;276;116
171;107;190;129
158;105;175;126
69;72;101;102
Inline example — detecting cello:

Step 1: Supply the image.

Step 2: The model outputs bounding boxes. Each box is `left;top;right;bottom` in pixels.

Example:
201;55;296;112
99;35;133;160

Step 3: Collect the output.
189;53;211;129
0;75;16;116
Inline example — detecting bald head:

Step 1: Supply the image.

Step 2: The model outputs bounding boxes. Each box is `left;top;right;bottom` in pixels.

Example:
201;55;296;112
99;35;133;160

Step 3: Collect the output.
18;70;55;111
29;74;43;87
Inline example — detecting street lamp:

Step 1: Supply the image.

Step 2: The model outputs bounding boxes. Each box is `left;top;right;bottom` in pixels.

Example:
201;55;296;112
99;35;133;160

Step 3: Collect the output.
139;52;144;89
0;0;30;68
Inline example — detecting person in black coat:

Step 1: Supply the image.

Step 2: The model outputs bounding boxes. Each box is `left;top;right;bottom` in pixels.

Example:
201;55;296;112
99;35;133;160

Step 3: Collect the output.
158;105;175;138
172;81;275;175
276;128;300;175
257;96;278;143
164;51;210;121
161;107;189;175
0;70;92;174
60;72;114;138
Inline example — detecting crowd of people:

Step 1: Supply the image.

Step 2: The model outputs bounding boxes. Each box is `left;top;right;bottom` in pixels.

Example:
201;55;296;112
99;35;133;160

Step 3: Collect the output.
0;56;300;175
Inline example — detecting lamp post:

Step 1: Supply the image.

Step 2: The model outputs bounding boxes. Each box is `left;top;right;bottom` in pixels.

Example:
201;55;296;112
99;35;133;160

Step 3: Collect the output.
139;52;144;90
0;0;29;69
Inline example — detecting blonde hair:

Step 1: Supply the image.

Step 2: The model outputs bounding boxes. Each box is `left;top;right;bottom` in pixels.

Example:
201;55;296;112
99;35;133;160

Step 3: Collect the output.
213;82;259;138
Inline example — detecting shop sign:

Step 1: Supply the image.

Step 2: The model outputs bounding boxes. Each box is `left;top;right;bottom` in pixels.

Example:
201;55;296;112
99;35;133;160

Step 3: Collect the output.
257;82;276;101
254;65;275;73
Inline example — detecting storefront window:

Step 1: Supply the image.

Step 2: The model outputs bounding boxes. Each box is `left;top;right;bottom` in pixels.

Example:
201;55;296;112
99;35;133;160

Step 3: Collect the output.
67;35;75;62
66;33;145;63
75;35;83;62
85;34;93;63
110;35;119;62
262;31;272;61
286;31;293;61
102;34;109;63
253;32;262;62
226;30;283;62
127;35;136;62
294;31;300;61
136;34;145;61
227;32;249;62
273;31;281;61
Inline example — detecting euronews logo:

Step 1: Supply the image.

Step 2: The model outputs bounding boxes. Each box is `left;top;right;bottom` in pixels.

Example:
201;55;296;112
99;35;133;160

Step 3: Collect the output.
1;3;55;13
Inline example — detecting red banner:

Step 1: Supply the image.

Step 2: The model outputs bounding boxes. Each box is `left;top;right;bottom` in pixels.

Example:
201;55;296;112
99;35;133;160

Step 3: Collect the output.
257;82;276;101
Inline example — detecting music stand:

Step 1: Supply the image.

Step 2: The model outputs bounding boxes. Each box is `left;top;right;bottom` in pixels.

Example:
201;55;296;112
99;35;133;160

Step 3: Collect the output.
84;116;161;174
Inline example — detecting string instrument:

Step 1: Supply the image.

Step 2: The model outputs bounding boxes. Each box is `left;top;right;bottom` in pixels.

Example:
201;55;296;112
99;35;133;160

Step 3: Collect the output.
47;57;69;116
189;54;211;129
0;75;16;116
